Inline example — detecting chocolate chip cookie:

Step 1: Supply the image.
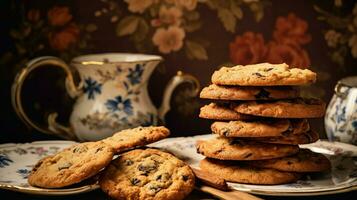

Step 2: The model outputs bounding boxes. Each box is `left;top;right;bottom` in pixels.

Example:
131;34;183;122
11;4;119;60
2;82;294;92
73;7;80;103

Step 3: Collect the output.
103;126;170;153
99;148;195;200
232;98;326;118
199;103;254;121
28;141;114;188
196;137;299;160
200;158;301;185
247;130;319;145
200;84;300;100
248;149;331;172
211;63;316;86
211;119;310;138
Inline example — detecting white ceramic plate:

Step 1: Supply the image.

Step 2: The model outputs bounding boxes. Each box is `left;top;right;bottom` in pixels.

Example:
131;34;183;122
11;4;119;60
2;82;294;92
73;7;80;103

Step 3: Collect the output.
150;134;357;196
0;140;99;195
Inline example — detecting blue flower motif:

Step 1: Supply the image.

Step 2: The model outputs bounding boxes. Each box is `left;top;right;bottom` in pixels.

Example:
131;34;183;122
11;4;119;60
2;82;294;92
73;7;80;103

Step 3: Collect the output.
83;77;102;100
336;106;346;123
105;96;133;115
16;169;30;179
352;121;357;130
126;64;144;85
0;155;13;168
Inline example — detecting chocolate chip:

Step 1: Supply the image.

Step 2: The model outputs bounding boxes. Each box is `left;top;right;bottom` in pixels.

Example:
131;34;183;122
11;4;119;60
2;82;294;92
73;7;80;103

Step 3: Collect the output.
130;178;141;185
254;89;270;99
229;139;246;146
156;173;170;182
95;147;104;153
125;159;134;166
264;68;274;72
282;130;291;136
221;128;230;136
244;153;253;158
148;185;161;195
138;162;157;175
72;146;88;153
58;163;72;170
287;161;293;165
253;72;264;77
182;175;189;181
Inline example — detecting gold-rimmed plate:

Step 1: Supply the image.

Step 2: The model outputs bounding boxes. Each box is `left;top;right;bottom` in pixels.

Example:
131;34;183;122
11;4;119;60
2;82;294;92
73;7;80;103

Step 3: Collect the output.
0;140;99;195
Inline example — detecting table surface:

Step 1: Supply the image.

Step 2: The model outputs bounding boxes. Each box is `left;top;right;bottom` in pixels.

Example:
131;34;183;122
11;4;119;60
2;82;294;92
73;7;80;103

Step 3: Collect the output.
1;186;356;199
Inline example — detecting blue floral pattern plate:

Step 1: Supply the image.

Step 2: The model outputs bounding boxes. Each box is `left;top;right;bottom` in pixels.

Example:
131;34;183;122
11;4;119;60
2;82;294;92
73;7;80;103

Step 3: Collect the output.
0;140;99;195
149;134;357;196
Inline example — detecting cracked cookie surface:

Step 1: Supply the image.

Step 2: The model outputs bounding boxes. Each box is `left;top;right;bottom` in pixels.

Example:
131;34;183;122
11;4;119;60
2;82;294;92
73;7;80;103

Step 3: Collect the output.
196;137;299;160
232;98;326;118
199;103;254;121
200;158;301;185
211;63;316;86
248;149;331;172
28;141;114;188
103;126;170;153
99;148;195;200
200;84;300;100
211;119;309;138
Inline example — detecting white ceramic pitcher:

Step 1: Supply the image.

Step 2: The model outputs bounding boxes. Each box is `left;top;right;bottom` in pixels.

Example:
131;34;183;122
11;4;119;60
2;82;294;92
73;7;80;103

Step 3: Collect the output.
325;76;357;145
11;53;199;141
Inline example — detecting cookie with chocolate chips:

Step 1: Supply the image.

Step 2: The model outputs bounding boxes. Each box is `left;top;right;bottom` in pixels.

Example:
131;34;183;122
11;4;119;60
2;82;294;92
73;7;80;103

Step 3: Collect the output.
211;119;310;138
196;136;299;160
247;130;319;145
200;158;301;185
28;141;114;188
199;103;254;121
200;84;300;100
211;63;316;86
99;148;195;200
232;98;326;118
248;149;331;172
103;126;170;153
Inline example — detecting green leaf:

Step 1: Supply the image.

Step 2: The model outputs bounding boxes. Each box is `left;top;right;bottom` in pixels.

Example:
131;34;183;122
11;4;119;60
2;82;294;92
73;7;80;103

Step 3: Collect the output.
230;1;243;19
185;40;208;60
218;8;236;33
249;3;264;22
132;19;149;42
86;24;98;32
116;16;140;37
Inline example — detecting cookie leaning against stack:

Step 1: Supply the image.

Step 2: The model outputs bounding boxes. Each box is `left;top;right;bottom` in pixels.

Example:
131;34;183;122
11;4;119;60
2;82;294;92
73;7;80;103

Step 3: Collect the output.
28;126;195;200
197;63;330;185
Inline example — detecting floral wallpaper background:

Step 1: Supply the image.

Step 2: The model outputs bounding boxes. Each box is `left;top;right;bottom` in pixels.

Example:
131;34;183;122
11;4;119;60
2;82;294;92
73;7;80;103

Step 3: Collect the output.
0;0;356;142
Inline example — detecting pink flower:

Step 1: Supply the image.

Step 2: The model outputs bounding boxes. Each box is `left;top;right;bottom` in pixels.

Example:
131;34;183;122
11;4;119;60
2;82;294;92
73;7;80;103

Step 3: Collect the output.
229;32;267;65
265;41;311;69
152;26;185;54
124;0;154;13
175;0;197;10
159;6;182;26
273;13;311;46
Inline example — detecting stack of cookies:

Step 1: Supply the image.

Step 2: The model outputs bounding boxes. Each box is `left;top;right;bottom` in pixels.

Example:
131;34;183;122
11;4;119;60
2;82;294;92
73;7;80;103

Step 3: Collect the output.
197;63;331;185
28;126;195;200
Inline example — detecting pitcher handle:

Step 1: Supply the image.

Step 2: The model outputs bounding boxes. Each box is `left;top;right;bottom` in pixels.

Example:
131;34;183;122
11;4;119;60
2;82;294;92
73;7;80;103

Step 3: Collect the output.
158;71;200;123
11;56;82;140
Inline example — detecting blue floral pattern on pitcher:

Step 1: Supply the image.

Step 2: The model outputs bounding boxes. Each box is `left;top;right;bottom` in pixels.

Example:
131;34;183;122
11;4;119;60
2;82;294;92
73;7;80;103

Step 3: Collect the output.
83;77;102;100
325;80;357;145
0;155;13;168
127;64;144;85
105;96;133;115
